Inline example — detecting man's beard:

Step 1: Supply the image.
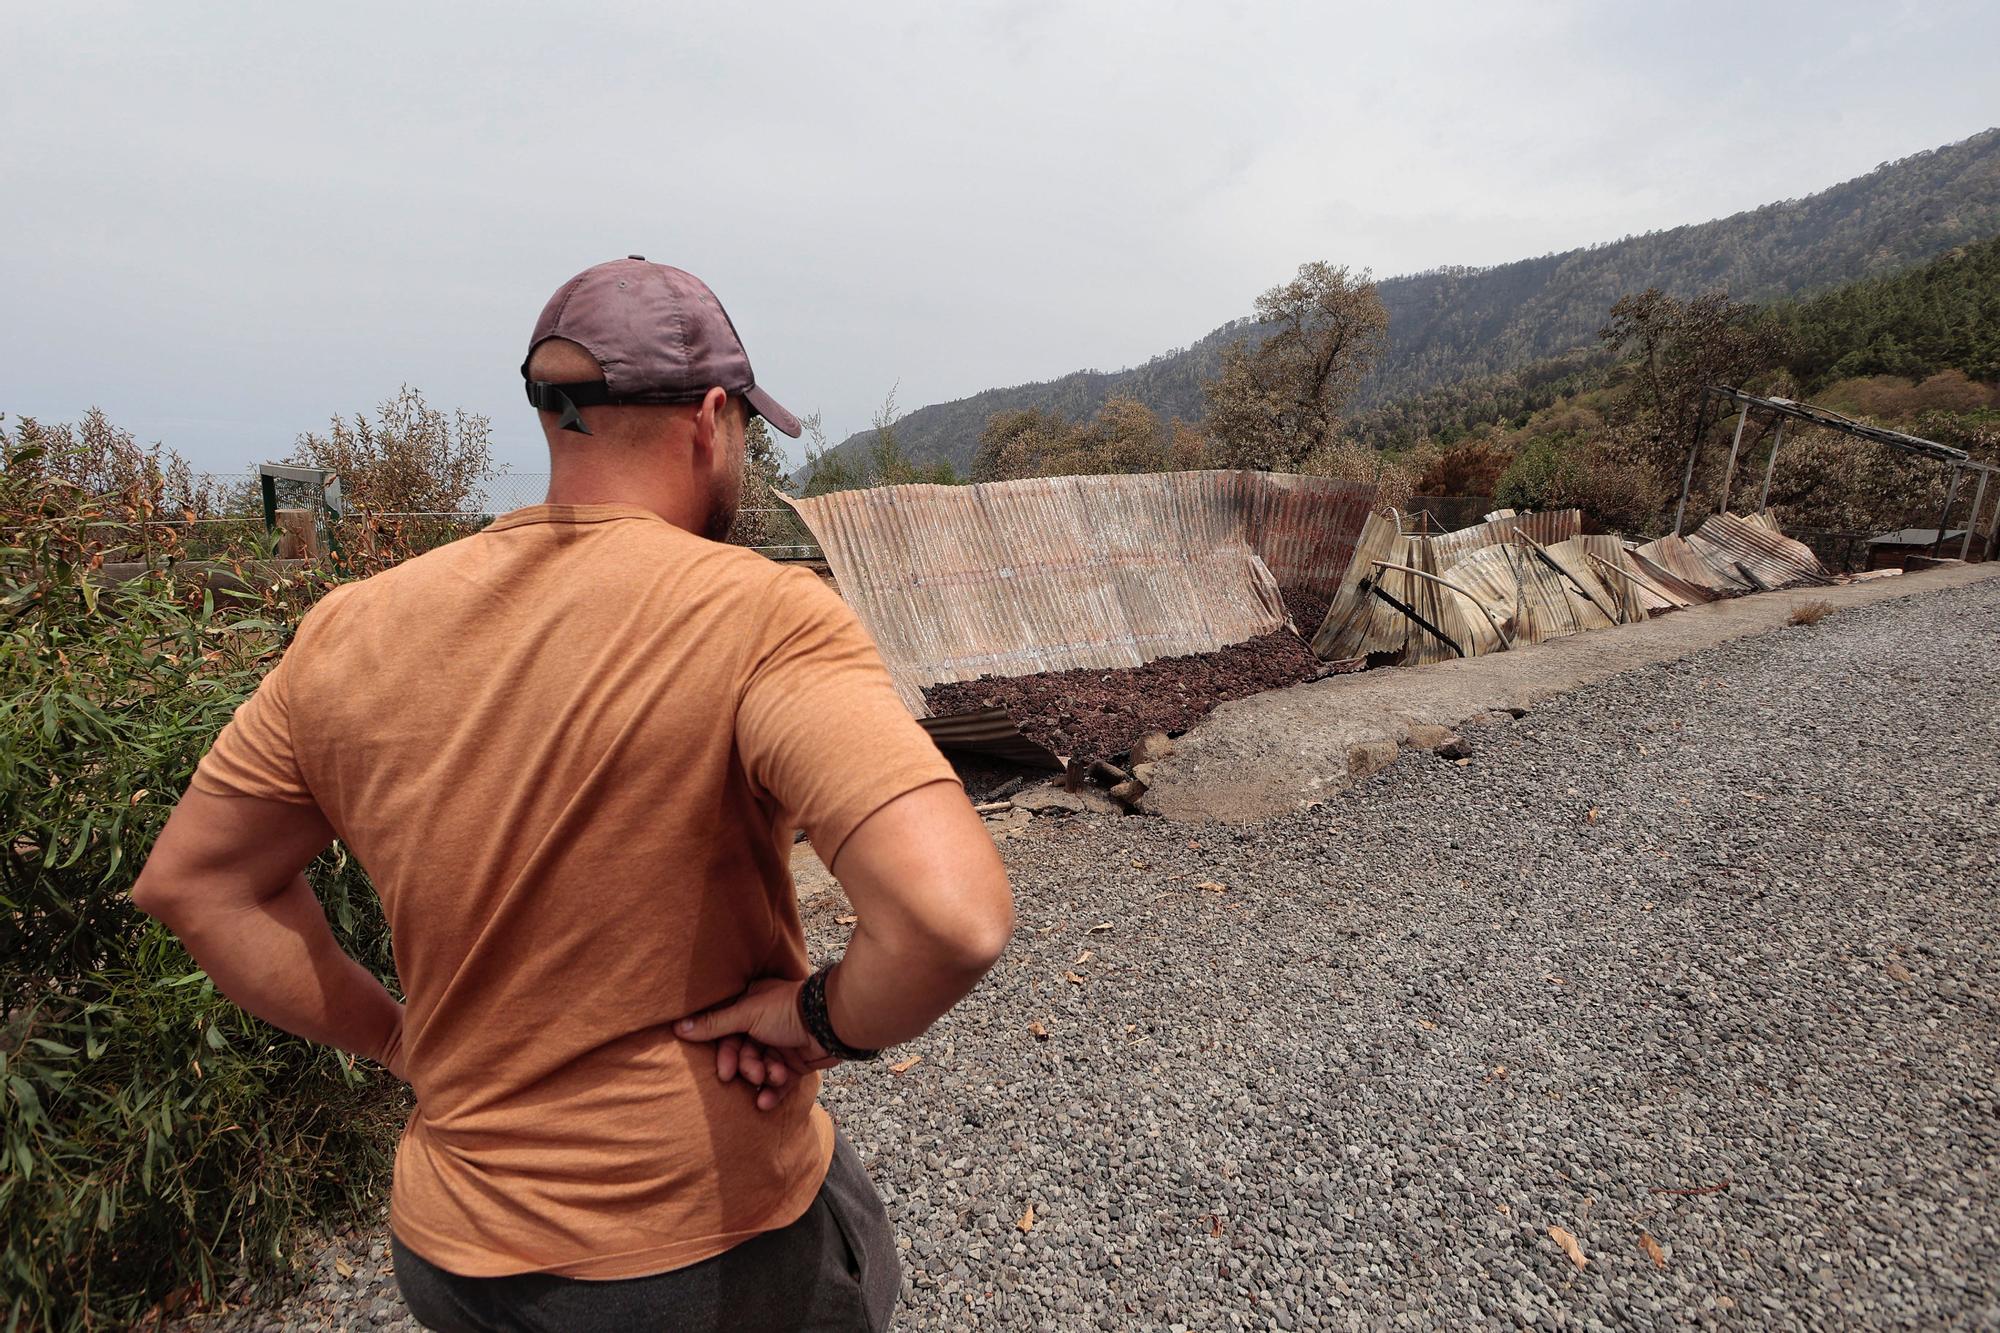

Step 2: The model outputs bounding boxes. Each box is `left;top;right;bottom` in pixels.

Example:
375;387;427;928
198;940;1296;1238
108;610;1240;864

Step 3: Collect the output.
700;460;743;543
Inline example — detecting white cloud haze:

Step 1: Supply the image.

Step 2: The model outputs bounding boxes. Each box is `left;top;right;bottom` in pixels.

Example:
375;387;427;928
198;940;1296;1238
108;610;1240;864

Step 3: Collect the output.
4;0;1997;475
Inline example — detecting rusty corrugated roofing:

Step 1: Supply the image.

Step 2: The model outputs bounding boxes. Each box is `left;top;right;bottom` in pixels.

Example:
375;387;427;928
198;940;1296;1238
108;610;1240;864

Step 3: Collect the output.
1237;471;1383;597
1622;544;1716;607
1686;512;1830;591
1314;510;1604;664
1632;534;1752;594
1427;508;1583;569
1310;510;1413;661
915;708;1064;769
784;471;1377;715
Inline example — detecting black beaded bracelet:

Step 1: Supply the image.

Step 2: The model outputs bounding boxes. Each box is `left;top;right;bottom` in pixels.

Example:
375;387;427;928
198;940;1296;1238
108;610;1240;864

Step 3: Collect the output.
798;964;880;1062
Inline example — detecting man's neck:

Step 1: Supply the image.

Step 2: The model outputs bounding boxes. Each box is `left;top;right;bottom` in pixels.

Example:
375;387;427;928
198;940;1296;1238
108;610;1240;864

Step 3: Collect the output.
543;468;703;534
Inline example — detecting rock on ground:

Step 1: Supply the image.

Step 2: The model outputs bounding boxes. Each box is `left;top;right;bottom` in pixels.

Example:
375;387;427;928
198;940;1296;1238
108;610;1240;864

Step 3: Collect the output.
188;578;2000;1330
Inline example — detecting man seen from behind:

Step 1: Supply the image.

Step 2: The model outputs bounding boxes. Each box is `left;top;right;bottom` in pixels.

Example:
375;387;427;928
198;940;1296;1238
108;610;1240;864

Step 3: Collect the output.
132;257;1014;1332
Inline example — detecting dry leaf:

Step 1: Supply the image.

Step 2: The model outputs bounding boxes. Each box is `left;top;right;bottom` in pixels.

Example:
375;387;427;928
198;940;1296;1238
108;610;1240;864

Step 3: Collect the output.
1064;970;1086;985
1195;881;1228;894
1452;757;1471;767
1074;949;1094;966
1485;1065;1508;1082
1638;1231;1666;1269
1089;921;1114;933
1586;807;1600;824
1543;973;1566;986
1131;859;1150;869
1027;1021;1049;1040
334;1258;354;1278
1495;1202;1511;1216
1885;961;1912;983
1548;1226;1588;1269
836;914;858;925
1016;1205;1035;1233
1416;1019;1438;1031
1210;1215;1224;1237
889;1055;922;1074
130;789;149;806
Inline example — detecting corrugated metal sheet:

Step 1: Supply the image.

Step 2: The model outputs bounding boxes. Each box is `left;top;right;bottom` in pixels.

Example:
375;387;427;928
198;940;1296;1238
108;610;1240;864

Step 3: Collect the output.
1391;537;1465;666
1686;513;1831;591
1625;542;1719;604
1633;534;1753;594
785;471;1377;715
915;708;1065;769
1311;510;1410;660
1539;537;1628;628
1316;510;1596;664
1476;541;1592;645
1432;546;1522;653
1428;508;1583;570
1565;534;1652;622
1588;540;1691;614
1236;472;1382;597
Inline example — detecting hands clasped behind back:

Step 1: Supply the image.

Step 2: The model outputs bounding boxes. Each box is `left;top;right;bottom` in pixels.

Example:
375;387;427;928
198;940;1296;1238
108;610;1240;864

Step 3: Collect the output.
679;978;836;1113
676;780;1014;1112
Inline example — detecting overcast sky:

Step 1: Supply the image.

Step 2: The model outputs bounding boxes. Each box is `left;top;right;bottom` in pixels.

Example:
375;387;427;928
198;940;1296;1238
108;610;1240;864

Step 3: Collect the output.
5;1;1997;478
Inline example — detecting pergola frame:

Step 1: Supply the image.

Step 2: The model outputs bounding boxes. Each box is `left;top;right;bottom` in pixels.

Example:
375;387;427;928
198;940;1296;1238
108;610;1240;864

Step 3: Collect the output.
1676;386;1998;562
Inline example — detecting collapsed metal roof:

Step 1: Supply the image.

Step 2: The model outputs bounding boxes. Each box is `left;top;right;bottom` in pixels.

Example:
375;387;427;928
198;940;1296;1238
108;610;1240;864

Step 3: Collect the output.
1683;511;1832;591
783;471;1377;715
1311;508;1646;663
1308;505;1841;667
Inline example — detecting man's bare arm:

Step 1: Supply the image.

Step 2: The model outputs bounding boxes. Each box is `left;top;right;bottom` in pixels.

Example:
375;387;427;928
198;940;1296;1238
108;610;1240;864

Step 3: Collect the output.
677;779;1012;1057
131;787;406;1077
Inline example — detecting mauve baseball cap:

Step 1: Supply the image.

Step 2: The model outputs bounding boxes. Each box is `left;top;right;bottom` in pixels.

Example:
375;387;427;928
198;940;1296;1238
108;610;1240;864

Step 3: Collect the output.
521;256;802;438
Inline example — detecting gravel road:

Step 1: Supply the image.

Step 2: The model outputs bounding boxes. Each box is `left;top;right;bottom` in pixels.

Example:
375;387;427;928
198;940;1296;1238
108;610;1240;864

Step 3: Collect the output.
203;578;2000;1330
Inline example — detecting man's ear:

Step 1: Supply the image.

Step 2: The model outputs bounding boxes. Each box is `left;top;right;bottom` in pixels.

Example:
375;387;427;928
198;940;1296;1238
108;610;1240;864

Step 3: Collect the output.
691;386;730;459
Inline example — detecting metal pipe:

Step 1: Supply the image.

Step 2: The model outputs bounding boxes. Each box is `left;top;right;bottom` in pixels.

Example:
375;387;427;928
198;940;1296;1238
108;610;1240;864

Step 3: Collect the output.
1717;405;1752;515
1960;468;1989;561
1510;529;1609;616
1932;466;1962;557
1362;574;1463;658
1757;418;1787;512
1369;559;1513;651
1583;550;1664;618
1983;472;2000;563
1672;400;1724;536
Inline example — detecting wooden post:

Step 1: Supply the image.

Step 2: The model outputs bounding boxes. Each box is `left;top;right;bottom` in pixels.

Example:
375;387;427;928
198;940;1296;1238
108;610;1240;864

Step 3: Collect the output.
1959;468;1989;561
1673;399;1723;536
1716;404;1751;516
1756;418;1787;513
1930;467;1962;557
274;507;318;559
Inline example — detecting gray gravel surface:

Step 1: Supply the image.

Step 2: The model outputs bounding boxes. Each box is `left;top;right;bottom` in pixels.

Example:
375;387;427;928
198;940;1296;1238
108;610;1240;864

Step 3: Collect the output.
193;580;2000;1329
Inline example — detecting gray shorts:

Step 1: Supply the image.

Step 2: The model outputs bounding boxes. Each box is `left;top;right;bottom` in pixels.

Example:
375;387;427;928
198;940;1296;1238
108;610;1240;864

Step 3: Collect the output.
392;1128;901;1332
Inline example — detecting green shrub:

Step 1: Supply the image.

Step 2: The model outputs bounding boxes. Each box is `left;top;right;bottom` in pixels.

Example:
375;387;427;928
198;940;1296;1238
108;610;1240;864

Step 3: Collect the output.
1;444;402;1330
1493;432;1668;534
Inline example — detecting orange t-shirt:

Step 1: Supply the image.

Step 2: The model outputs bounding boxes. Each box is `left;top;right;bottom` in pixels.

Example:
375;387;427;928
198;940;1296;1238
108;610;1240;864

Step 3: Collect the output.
191;503;959;1279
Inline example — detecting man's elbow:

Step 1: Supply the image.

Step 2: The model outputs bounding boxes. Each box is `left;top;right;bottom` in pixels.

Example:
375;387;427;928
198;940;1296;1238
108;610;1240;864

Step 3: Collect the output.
130;867;178;922
131;856;201;926
938;871;1015;974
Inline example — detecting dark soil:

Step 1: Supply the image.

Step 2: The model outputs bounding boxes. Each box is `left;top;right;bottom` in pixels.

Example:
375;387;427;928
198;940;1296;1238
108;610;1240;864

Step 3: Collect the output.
923;628;1326;764
1282;588;1333;640
946;753;1047;805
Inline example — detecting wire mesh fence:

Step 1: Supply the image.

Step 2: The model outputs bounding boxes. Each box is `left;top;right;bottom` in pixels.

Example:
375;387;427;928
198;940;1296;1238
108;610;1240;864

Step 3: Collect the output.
173;470;823;561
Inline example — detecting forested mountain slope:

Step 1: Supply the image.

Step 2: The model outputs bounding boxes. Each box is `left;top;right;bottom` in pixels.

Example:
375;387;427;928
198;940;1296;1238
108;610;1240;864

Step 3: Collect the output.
808;128;2000;480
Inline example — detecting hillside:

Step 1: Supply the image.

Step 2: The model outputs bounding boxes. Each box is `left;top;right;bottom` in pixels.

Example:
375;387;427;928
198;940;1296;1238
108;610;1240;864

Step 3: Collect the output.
808;128;2000;481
